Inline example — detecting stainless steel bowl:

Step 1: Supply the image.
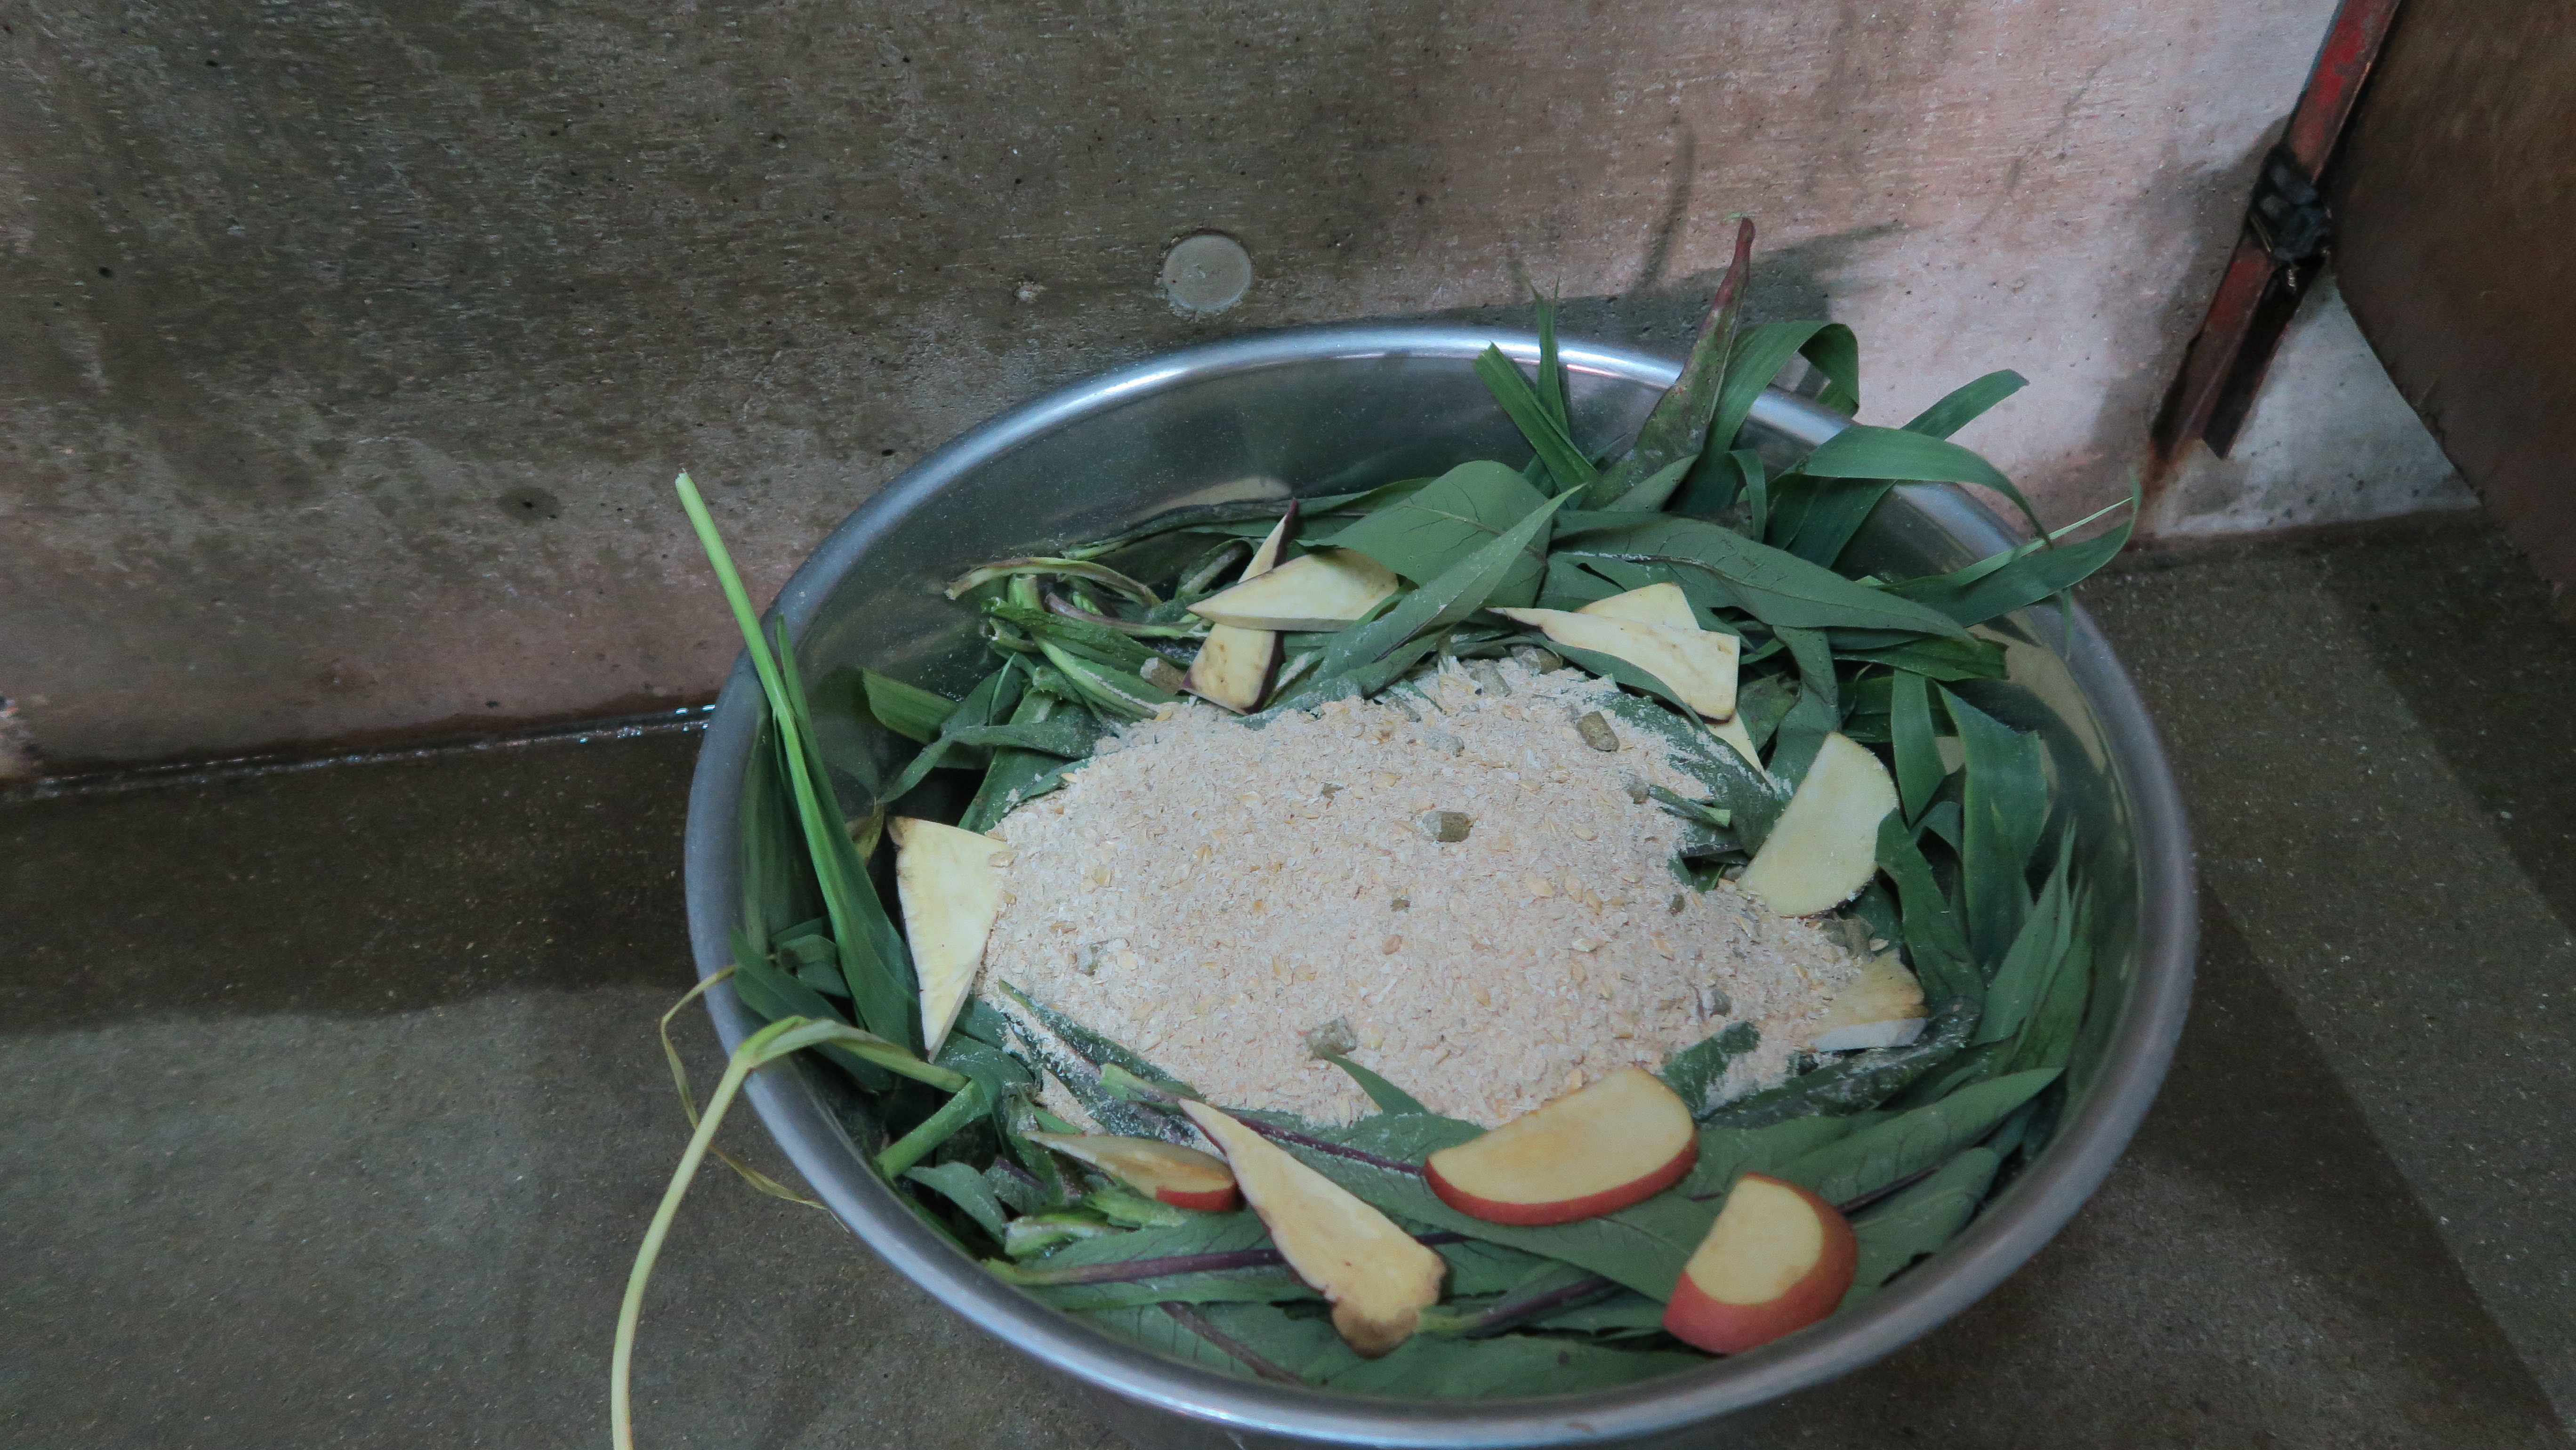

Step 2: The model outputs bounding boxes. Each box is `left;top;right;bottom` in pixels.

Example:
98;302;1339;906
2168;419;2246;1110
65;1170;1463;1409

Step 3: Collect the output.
682;324;2197;1449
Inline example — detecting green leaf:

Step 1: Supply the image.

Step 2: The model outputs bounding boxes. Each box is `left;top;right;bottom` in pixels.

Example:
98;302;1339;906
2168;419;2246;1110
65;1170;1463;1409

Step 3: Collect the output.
1659;1021;1760;1118
1314;491;1578;687
1841;1146;2001;1307
1075;1302;1339;1384
1801;424;2047;543
1257;1114;1714;1299
1535;289;1568;429
1684;1114;1864;1197
1707;322;1857;461
1320;1054;1431;1115
1772;1068;2058;1206
1946;690;2048;964
905;1160;1010;1240
1836;635;2009;683
1589;218;1754;508
1764;626;1841;787
1875;818;1979;1007
1321;459;1552;606
1890;671;1944;823
1609;456;1696;514
1553;515;1971;639
1474;345;1596;493
773;622;918;1047
861;670;960;744
984;598;1162;673
1891;492;2137;628
2008;890;2094;1075
1903;370;2028;441
1973;839;2077;1047
958;691;1094;832
1317;1334;1705;1399
1699;998;1977;1128
1590;693;1786;846
1431;1235;1556;1297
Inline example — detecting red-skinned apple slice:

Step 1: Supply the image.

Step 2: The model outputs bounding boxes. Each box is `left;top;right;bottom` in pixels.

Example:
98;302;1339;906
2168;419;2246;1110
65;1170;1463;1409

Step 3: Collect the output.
1424;1066;1697;1226
887;817;1008;1058
1188;549;1399;631
1489;607;1739;719
1026;1131;1241;1211
1735;732;1899;917
1179;1100;1444;1356
1183;506;1296;712
1661;1172;1858;1354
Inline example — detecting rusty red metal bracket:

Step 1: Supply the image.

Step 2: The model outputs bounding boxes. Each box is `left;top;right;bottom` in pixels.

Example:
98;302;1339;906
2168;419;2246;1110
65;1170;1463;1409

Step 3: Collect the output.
2149;0;2405;468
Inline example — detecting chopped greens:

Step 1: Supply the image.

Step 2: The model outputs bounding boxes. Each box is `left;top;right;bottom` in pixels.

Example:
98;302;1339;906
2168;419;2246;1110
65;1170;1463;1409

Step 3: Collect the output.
629;227;2133;1423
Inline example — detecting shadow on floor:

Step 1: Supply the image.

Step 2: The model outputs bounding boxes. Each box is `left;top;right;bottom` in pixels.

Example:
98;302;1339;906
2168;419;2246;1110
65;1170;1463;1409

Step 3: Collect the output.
0;731;702;1031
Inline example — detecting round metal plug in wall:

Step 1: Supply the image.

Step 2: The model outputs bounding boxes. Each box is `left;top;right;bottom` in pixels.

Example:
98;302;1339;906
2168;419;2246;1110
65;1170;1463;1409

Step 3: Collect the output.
1159;233;1251;316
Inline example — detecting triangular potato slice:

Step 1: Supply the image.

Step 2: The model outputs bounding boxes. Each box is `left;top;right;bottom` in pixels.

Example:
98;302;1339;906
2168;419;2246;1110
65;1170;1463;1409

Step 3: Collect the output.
1179;1101;1444;1356
888;817;1009;1057
1809;951;1928;1052
1184;508;1295;711
1578;581;1698;632
1189;549;1399;631
1711;713;1771;780
1489;607;1739;719
1734;733;1898;917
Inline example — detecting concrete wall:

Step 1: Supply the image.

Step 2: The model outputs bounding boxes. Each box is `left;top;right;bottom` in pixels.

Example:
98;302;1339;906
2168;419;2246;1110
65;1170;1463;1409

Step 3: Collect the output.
4;0;2358;766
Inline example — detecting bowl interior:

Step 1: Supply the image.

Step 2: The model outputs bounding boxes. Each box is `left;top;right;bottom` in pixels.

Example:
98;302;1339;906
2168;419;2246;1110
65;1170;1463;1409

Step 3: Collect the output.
683;325;2194;1448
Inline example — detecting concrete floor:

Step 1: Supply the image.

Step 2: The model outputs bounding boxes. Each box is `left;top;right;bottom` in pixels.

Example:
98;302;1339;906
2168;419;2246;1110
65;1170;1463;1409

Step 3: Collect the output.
5;514;2571;1449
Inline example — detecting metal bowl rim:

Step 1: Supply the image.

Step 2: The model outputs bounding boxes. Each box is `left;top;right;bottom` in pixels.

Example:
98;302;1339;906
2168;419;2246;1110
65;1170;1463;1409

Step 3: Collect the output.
681;320;2198;1446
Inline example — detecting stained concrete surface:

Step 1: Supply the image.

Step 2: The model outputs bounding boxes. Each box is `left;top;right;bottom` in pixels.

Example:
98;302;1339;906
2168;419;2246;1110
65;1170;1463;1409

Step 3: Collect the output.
5;516;2573;1447
4;0;2381;766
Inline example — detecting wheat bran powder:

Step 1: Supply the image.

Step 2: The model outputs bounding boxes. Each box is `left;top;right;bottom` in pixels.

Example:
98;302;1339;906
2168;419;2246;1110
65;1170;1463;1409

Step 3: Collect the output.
979;658;1865;1127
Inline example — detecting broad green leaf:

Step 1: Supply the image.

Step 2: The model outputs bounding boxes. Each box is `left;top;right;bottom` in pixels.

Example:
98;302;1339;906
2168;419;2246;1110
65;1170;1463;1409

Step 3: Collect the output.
1553;515;1971;639
1699;998;1977;1128
1319;1334;1704;1398
1875;817;1979;1007
1658;1021;1759;1118
1842;1146;2001;1307
1801;424;2047;542
860;670;960;743
1535;290;1568;428
1837;635;2009;682
1903;370;2028;441
1974;838;2077;1047
1890;671;1944;823
1474;345;1595;493
1946;690;2048;964
1684;1114;1863;1197
1708;322;1858;461
1316;491;1577;685
1321;459;1551;606
1891;489;2136;628
1764;626;1840;787
1320;1053;1431;1115
1772;1068;2058;1206
906;1161;1010;1239
1015;1267;1309;1313
1589;218;1753;508
1431;1235;1556;1296
773;621;918;1047
2009;891;2094;1075
1076;1302;1338;1384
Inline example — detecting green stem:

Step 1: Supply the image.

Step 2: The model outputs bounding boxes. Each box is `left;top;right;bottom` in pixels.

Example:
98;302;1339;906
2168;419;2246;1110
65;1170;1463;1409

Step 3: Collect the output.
613;1016;962;1450
874;1081;991;1180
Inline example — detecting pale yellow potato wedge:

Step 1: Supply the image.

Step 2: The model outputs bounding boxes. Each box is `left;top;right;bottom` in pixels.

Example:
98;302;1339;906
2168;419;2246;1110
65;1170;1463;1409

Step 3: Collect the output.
1188;549;1400;631
1179;1100;1445;1357
1809;951;1928;1052
1489;607;1739;719
1734;732;1899;917
1578;581;1698;632
888;816;1009;1058
1184;510;1295;711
